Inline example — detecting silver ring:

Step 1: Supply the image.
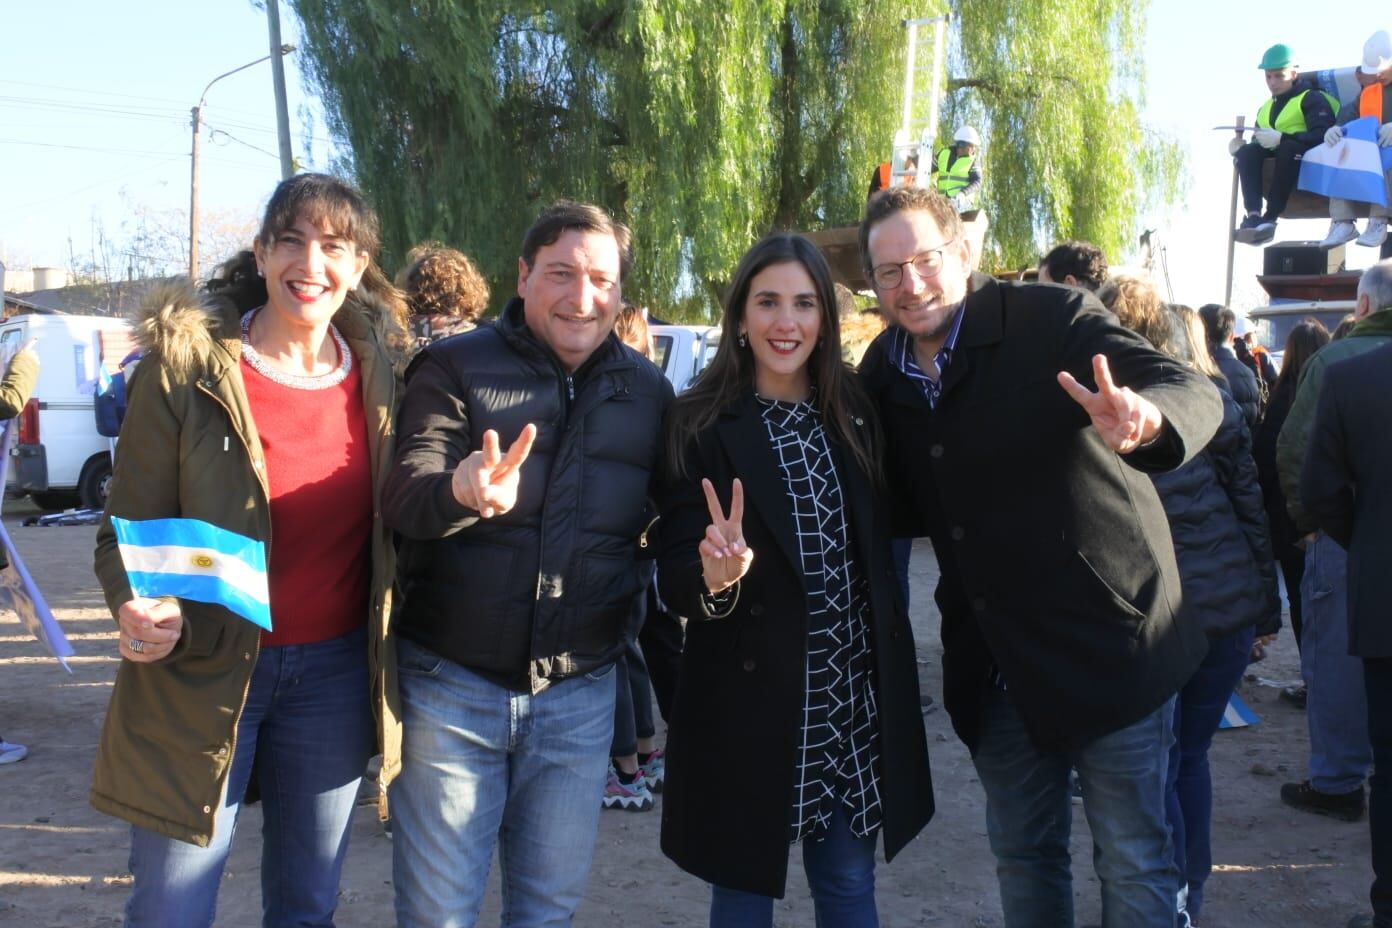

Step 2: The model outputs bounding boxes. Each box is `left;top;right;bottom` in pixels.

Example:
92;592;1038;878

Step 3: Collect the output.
127;638;146;654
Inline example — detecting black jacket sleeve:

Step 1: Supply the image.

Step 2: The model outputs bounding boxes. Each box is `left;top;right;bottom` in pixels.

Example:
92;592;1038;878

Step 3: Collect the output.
1210;393;1283;634
381;349;479;540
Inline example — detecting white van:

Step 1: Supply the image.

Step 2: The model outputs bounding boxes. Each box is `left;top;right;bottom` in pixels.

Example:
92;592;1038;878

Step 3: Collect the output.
0;314;135;510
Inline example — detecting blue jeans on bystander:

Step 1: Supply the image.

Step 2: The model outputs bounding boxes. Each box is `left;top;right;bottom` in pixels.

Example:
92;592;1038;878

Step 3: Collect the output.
124;626;373;928
1302;533;1371;793
1166;624;1255;924
972;684;1178;928
390;638;617;928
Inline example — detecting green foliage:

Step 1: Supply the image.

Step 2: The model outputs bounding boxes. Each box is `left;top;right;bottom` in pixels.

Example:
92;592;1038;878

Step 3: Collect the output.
286;0;1179;312
944;0;1184;267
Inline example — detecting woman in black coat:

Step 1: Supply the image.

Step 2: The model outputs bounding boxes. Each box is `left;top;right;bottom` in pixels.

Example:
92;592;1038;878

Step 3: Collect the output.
658;234;933;926
1253;319;1331;656
1104;282;1281;926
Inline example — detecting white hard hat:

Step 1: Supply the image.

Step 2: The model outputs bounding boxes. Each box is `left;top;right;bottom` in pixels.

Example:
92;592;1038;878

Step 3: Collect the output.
953;125;981;146
1361;30;1392;76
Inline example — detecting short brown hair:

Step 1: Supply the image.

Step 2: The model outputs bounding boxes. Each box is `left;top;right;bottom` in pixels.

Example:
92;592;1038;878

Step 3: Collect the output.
395;243;490;323
859;186;963;280
1040;240;1108;291
521;200;632;282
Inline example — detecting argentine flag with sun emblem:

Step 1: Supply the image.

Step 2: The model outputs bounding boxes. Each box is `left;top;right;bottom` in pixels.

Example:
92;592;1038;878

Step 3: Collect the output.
111;517;272;631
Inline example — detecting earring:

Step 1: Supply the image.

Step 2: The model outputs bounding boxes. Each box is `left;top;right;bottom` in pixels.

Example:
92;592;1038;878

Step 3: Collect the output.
256;268;265;278
738;332;747;348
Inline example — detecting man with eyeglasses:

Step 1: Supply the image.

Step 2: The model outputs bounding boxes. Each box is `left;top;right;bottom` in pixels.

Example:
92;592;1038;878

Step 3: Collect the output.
857;185;1222;927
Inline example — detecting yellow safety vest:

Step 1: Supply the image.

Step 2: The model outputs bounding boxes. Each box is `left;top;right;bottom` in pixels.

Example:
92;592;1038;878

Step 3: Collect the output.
1255;90;1340;135
935;149;975;196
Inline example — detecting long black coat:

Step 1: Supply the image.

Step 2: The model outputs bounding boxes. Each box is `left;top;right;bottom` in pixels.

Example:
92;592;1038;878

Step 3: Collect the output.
656;393;933;898
1301;343;1392;658
860;275;1223;755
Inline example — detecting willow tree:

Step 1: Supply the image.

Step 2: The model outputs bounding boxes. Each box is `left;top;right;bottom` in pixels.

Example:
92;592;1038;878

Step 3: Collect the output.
286;0;1178;311
945;1;1182;269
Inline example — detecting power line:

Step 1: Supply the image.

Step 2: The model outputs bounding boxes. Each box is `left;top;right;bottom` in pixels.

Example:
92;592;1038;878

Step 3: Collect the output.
0;78;292;123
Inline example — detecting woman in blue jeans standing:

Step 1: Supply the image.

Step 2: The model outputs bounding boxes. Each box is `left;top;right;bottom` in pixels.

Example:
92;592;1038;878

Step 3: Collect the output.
1102;282;1281;926
657;234;933;927
91;174;404;927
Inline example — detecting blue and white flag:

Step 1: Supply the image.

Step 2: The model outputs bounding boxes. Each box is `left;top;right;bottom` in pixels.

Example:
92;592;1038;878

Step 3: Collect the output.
1218;691;1260;730
111;517;272;631
0;422;73;671
1298;116;1392;207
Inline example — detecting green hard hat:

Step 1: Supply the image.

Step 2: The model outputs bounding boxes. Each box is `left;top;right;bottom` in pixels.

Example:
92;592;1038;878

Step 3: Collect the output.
1259;43;1296;70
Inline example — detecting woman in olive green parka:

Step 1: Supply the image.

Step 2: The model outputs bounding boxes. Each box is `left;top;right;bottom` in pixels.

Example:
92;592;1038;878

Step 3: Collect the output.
91;174;404;928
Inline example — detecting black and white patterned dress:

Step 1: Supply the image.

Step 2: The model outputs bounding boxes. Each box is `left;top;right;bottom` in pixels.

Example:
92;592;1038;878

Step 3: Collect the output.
757;394;883;842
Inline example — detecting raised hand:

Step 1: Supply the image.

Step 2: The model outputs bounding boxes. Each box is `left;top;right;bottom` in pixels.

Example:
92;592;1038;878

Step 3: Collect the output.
1057;354;1163;454
117;596;183;663
699;477;754;594
452;424;538;518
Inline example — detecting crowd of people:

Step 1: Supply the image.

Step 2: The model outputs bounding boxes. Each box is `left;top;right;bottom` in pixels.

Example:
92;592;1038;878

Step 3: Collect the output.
70;164;1392;928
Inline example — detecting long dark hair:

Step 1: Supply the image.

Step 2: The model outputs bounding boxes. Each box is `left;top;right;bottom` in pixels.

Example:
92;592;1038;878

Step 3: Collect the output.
666;233;880;482
205;173;409;343
1273;319;1332;397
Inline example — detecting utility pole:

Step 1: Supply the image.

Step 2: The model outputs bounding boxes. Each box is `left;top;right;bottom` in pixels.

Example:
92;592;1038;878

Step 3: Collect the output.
267;0;295;180
188;48;294;280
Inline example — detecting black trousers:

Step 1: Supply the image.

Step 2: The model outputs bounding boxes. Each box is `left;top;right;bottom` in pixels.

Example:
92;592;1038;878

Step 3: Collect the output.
1364;656;1392;926
1235;138;1309;220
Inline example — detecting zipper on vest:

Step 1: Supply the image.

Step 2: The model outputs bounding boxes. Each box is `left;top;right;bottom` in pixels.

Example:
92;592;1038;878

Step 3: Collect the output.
566;373;575;403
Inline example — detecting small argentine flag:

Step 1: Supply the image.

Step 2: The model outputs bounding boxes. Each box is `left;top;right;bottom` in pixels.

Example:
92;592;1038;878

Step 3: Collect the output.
111;517;272;631
1218;692;1260;730
1298;116;1392;208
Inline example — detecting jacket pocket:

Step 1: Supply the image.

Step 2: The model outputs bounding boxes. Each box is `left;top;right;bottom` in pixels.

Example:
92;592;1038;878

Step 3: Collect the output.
1073;550;1146;628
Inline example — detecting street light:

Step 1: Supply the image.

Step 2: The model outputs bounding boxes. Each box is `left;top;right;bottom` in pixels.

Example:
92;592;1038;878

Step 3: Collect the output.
188;45;295;280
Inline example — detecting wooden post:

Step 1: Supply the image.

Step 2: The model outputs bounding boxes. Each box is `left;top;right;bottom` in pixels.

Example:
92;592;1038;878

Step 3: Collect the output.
1224;115;1245;308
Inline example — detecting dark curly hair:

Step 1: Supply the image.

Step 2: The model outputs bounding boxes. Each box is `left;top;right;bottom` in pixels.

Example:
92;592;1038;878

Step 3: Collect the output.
395;242;490;323
1039;240;1108;292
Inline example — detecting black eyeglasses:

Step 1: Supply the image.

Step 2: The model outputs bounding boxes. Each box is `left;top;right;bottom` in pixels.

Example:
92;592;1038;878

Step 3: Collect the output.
871;240;958;290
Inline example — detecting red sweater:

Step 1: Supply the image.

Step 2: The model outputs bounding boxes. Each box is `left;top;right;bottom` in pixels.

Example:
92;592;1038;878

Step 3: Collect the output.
241;354;372;646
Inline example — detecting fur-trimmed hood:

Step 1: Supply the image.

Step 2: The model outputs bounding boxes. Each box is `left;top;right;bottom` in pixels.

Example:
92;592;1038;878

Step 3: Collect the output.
129;277;408;375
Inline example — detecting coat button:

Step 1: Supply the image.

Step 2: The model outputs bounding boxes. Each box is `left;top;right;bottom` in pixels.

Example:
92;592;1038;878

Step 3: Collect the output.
929;444;944;459
218;747;227;756
244;652;252;661
972;597;987;613
950;526;965;541
890;629;900;640
742;658;756;672
750;604;765;617
203;805;212;814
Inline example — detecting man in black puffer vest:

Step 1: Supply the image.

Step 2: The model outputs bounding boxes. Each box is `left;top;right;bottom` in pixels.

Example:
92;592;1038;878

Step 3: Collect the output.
1201;303;1264;430
381;201;672;927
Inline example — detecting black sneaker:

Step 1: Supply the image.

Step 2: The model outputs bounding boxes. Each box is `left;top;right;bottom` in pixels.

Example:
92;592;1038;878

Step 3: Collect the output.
1249;218;1278;245
1280;684;1307;709
1280;780;1365;821
1233;213;1264;243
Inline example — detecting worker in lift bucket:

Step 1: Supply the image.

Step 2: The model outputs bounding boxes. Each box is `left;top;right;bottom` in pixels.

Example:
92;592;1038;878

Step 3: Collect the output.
1232;43;1338;246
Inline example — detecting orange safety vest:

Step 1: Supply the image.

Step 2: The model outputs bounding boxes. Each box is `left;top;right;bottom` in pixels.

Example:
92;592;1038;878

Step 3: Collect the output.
1361;81;1385;120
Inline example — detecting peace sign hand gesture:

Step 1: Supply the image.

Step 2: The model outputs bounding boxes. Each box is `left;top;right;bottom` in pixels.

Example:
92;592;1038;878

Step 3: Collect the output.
452;424;538;518
1057;354;1164;454
699;478;754;594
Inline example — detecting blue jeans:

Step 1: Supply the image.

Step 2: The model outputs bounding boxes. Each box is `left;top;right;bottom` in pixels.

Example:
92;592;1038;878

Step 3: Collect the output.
1166;625;1254;924
1302;533;1371;793
125;627;373;928
972;686;1177;928
709;807;878;927
390;639;617;928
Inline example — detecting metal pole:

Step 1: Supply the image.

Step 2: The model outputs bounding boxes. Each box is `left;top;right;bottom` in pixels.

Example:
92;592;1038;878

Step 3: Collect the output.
925;15;948;163
266;0;295;179
186;50;288;281
189;104;202;280
1223;114;1245;308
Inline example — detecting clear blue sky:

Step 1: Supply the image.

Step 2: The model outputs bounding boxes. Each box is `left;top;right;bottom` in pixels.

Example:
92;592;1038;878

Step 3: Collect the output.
1;2;1388;311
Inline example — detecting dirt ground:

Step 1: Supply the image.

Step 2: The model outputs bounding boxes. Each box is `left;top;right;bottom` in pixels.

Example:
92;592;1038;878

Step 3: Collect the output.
0;499;1375;927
